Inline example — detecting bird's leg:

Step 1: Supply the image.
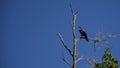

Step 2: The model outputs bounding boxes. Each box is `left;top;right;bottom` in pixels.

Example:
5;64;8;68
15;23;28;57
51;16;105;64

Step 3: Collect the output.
80;36;84;39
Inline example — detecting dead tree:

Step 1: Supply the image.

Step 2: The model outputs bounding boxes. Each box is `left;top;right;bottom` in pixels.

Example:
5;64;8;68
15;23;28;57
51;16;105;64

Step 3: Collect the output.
57;3;117;68
57;4;80;68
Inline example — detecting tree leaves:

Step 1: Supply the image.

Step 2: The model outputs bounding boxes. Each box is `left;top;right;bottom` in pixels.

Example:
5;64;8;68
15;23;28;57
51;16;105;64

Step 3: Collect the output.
94;46;118;68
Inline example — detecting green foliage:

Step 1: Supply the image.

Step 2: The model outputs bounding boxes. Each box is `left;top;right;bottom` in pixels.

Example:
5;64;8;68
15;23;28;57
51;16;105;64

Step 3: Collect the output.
94;46;118;68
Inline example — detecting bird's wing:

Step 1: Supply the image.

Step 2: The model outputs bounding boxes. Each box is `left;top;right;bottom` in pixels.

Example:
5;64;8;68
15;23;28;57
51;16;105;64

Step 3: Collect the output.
83;31;89;42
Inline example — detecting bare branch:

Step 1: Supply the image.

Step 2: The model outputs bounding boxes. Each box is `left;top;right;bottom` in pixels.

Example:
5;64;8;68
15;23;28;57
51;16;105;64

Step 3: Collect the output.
57;33;73;56
76;56;84;63
70;4;77;68
82;57;96;68
70;3;77;39
61;54;72;67
90;32;118;51
70;3;74;16
70;3;78;16
85;57;96;67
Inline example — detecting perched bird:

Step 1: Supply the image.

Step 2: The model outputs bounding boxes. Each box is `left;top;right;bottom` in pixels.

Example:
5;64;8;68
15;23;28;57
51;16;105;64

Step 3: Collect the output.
78;26;89;42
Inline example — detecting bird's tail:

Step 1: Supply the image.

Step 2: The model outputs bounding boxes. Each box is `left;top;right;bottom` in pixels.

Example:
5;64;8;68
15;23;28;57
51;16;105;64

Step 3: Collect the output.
84;36;89;42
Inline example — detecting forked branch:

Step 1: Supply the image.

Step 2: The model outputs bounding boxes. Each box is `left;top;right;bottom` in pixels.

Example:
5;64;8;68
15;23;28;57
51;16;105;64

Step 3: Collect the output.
70;3;77;39
58;3;79;68
70;3;78;68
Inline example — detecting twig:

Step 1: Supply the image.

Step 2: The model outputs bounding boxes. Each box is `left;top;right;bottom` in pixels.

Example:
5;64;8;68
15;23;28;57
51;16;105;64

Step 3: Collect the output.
57;33;73;57
85;57;96;67
62;53;72;67
80;57;96;68
76;56;96;68
76;56;84;63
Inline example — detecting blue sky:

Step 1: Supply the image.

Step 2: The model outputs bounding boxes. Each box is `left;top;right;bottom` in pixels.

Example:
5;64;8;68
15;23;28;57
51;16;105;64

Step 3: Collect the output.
1;0;120;68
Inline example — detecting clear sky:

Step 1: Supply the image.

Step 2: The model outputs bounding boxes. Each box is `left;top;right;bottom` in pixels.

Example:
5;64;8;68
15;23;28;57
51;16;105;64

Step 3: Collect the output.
1;0;120;68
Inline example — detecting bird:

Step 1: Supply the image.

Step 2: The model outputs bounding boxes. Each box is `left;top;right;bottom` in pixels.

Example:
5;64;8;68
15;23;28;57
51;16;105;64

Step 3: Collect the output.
78;26;89;42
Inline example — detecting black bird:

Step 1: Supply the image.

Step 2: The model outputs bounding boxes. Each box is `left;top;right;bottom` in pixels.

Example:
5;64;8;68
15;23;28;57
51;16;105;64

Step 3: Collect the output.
78;26;89;42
